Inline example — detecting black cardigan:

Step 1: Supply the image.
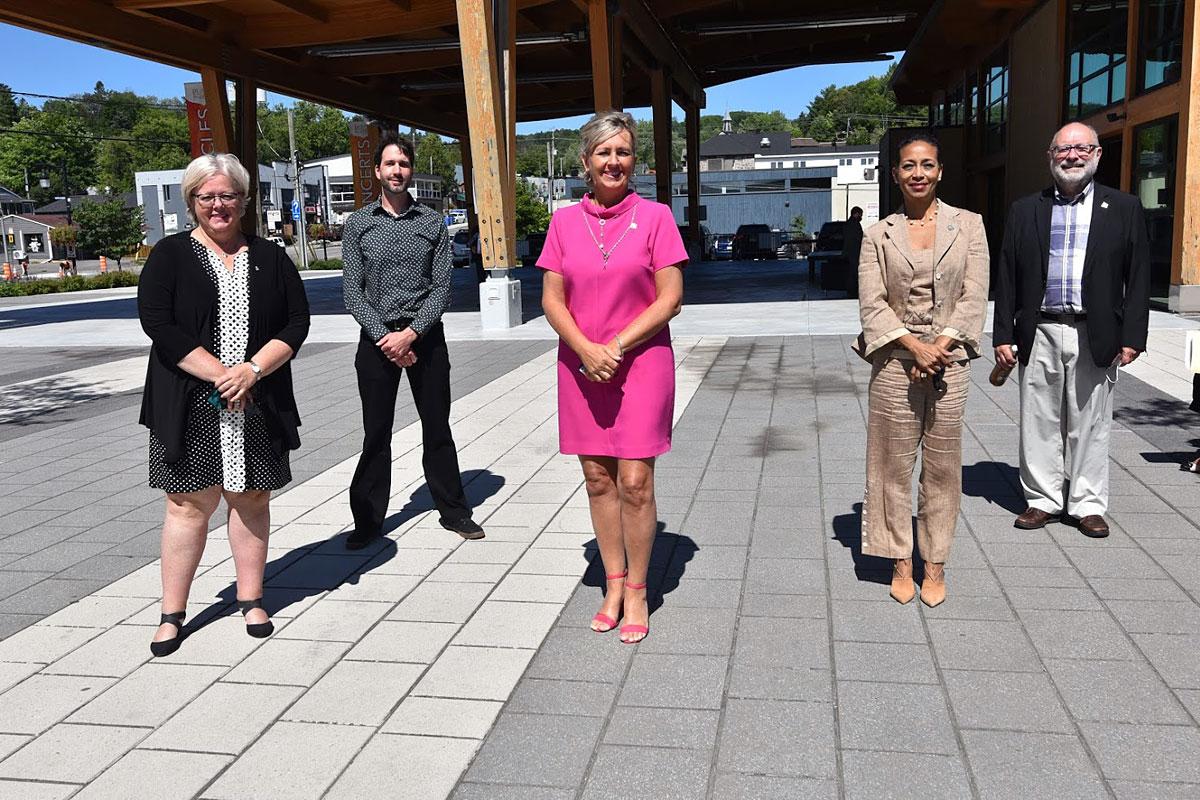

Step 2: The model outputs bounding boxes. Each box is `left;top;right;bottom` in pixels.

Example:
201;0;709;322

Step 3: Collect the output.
138;231;311;464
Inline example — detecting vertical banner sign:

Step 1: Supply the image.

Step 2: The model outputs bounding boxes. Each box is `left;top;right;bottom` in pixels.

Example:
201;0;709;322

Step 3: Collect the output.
350;119;381;208
184;82;215;158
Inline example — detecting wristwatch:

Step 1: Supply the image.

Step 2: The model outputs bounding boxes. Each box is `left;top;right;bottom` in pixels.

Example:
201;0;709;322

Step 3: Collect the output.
248;360;262;376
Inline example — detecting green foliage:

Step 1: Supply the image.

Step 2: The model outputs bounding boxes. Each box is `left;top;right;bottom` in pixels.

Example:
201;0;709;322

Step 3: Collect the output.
308;258;344;270
74;199;144;267
412;130;460;196
50;225;76;247
789;214;808;237
0;83;33;128
0;111;98;205
257;101;350;163
98;109;190;192
514;179;550;237
0;269;138;297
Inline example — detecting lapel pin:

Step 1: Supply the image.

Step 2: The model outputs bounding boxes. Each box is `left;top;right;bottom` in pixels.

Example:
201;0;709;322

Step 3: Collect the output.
1100;201;1109;209
948;224;955;231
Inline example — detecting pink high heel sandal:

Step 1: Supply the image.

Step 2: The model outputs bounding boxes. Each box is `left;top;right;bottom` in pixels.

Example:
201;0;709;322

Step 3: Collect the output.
619;581;649;644
591;571;627;633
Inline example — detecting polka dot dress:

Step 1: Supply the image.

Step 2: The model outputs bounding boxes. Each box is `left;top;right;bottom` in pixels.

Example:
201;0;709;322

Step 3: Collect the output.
148;239;291;493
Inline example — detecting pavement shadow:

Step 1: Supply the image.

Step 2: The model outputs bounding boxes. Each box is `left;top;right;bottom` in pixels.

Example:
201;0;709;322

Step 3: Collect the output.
830;502;890;585
579;522;698;615
961;461;1025;513
379;468;505;535
0;377;111;427
1115;396;1198;429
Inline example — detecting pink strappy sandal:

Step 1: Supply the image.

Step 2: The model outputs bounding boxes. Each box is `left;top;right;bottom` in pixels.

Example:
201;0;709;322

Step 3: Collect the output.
619;581;649;644
591;571;627;633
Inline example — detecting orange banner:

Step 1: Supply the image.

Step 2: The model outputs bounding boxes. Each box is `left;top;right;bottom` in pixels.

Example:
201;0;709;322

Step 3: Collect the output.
184;82;216;158
350;119;381;208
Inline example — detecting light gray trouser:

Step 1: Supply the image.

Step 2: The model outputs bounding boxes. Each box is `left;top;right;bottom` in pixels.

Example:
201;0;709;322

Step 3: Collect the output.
1018;321;1115;518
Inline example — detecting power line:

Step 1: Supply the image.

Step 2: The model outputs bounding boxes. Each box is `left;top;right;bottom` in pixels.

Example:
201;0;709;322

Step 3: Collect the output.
4;88;185;112
0;127;188;147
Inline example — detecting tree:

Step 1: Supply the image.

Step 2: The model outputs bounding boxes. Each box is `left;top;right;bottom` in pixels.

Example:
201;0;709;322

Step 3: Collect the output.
797;64;925;144
74;199;144;268
0;110;98;205
98;108;190;192
514;179;549;237
0;83;32;128
789;214;808;237
412;130;460;196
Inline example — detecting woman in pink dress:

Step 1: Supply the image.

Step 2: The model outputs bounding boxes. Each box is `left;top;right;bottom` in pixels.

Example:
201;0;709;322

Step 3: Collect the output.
537;110;687;644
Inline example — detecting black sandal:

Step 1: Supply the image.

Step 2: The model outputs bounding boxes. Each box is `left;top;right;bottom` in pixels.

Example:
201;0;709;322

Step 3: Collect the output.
237;598;274;638
1181;457;1200;473
149;611;186;658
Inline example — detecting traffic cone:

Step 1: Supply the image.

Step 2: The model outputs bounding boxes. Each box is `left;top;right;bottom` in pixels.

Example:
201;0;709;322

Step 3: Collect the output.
99;255;108;274
2;262;10;281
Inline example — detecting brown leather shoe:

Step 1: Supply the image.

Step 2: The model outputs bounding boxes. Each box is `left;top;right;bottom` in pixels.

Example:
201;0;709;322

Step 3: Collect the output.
1076;514;1110;538
921;562;946;608
1014;507;1057;530
890;558;915;604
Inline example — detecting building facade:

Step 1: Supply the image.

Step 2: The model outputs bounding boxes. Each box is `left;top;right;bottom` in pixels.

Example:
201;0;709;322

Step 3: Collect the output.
892;0;1194;310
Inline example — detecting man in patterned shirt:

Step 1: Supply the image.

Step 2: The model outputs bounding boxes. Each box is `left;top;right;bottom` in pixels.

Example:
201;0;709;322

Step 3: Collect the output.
342;132;485;549
993;122;1149;538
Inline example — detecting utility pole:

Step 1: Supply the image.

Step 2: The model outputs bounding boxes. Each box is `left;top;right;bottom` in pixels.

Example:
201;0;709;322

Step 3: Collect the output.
320;167;329;261
287;107;309;270
545;130;555;216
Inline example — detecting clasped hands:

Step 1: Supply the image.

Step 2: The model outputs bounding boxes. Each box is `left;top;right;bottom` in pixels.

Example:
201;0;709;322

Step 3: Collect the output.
579;339;623;383
904;335;956;383
378;329;418;368
214;362;259;410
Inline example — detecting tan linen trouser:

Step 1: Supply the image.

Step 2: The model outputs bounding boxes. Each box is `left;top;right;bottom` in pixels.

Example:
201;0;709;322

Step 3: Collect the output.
862;357;970;564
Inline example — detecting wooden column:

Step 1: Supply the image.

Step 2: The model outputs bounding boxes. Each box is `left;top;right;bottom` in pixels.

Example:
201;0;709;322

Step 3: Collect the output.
588;0;613;112
459;139;478;235
499;0;517;264
650;66;672;206
232;76;259;236
199;67;232;154
457;0;514;271
610;19;623;111
1173;0;1200;292
685;101;701;258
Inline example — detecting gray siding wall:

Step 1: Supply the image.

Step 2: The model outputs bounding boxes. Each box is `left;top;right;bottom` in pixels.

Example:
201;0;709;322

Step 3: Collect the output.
670;190;830;236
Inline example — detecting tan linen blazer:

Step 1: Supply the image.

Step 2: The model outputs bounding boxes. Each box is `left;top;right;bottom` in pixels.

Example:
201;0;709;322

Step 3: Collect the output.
853;199;990;361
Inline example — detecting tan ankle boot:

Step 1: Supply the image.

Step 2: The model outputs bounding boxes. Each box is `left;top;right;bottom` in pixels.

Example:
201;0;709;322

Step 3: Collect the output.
921;562;946;607
890;558;915;604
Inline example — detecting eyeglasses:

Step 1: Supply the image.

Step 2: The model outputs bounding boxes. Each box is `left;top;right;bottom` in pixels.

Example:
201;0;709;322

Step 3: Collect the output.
193;192;242;207
1049;144;1099;157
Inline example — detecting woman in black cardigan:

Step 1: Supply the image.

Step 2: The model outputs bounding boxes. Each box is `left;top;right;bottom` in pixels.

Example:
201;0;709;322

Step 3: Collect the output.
138;153;309;657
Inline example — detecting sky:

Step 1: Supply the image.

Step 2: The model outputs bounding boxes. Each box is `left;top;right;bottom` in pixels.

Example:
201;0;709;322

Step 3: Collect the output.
0;23;899;133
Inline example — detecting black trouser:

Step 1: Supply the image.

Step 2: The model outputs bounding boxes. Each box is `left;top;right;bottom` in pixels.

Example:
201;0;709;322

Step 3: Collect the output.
349;321;469;535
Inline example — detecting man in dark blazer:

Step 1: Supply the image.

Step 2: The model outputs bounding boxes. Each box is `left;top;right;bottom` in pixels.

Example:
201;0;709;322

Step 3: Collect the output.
993;122;1149;538
841;205;864;298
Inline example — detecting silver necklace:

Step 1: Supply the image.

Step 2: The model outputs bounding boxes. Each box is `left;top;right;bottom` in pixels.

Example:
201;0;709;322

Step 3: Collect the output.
584;203;638;267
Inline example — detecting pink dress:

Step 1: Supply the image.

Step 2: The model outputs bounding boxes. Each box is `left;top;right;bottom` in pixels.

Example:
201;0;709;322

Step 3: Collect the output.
537;192;688;458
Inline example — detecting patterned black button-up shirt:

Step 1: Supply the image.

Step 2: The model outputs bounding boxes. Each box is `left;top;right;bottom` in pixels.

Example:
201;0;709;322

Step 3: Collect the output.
342;199;451;340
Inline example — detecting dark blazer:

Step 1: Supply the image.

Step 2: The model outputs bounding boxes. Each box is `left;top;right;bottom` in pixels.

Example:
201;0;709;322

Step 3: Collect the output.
137;231;310;464
993;183;1150;367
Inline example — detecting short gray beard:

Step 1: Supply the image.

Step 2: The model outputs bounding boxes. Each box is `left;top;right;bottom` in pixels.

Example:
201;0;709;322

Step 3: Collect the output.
1050;157;1098;195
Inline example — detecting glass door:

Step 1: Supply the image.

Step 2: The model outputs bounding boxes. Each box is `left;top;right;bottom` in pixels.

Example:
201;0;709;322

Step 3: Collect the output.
1131;117;1177;306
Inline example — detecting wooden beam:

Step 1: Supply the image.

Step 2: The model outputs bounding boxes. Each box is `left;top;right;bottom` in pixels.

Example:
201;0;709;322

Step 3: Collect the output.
232;76;260;236
616;0;704;109
200;67;232;154
650;66;672;206
315;50;463;76
501;0;518;264
610;17;623;110
112;0;216;8
588;0;613;111
1173;0;1199;289
0;0;466;136
460;138;478;240
685;101;701;258
261;0;329;23
384;0;413;9
457;0;515;271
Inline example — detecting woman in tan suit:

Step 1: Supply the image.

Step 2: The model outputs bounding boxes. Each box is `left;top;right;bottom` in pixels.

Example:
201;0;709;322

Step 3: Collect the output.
854;133;989;607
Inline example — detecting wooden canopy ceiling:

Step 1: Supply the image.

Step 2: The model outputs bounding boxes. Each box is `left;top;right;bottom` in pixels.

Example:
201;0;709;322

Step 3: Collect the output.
0;0;933;136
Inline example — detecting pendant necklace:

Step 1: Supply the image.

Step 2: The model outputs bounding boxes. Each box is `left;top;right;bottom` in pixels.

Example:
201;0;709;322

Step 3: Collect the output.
585;202;638;268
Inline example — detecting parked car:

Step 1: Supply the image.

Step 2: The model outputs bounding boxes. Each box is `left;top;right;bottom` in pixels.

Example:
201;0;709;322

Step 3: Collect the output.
451;229;472;267
266;234;286;248
732;223;781;260
711;234;734;260
520;232;547;267
675;223;712;260
808;221;849;289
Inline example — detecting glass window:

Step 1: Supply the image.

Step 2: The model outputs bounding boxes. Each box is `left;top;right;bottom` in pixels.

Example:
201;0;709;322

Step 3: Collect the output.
745;179;786;193
946;84;964;126
982;49;1009;155
1064;1;1128;119
1132;116;1177;303
1139;0;1184;93
163;185;172;201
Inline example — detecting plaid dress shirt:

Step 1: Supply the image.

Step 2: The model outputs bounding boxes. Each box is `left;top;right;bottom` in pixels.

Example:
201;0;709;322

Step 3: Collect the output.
1042;182;1093;313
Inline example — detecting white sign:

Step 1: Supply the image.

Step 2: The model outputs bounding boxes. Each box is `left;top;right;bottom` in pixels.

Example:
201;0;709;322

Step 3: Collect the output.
162;213;179;231
266;209;282;226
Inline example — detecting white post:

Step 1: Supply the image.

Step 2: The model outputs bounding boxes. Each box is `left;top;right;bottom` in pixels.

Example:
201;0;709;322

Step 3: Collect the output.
287;108;309;270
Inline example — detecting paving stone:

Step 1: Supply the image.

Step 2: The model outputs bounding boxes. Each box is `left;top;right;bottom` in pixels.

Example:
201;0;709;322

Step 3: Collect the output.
223;638;351;686
452;784;573;800
201;720;373;800
603;707;720;750
0;571;52;602
326;733;479;800
283;660;423;726
961;729;1107;799
72;749;232;800
463;712;603;788
490;573;583;605
382;696;503;739
734;616;829;669
842;751;972;800
1080;722;1200;783
833;641;939;684
717;698;835;777
581;745;710;800
927;619;1043;672
837;680;958;755
1006;586;1105;611
1089;577;1193;602
710;772;836;800
1107;600;1200;635
68;662;224;727
454;600;562;649
0;723;145;783
1131;634;1200;688
346;619;458;663
143;681;304;754
0;734;29;762
1109;780;1200;799
0;662;38;696
388;581;493;623
943;669;1073;733
0;623;99;664
0;673;116;734
620;653;729;709
39;595;155;629
525;627;633;683
739;593;827;618
274;598;390;642
1045;658;1191;724
413;645;535;701
831;599;926;643
1019;609;1140;660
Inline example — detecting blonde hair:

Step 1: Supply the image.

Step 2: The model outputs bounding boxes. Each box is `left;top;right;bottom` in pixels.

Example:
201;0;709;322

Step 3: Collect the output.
579;110;637;186
181;153;251;220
